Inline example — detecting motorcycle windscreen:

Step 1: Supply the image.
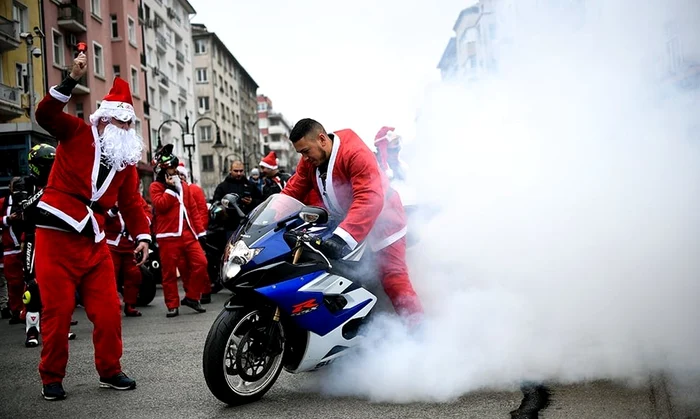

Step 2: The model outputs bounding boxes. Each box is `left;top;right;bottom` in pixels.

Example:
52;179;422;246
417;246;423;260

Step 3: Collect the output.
235;194;306;244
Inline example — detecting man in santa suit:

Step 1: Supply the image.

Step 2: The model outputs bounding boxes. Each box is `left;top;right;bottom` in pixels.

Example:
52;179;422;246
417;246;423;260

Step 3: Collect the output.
282;118;423;320
150;145;208;317
1;177;25;325
259;151;291;199
374;126;408;182
176;163;212;302
105;196;151;317
33;52;151;400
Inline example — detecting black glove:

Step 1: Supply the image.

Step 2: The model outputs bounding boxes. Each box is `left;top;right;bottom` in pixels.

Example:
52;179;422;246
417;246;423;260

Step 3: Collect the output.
314;234;350;260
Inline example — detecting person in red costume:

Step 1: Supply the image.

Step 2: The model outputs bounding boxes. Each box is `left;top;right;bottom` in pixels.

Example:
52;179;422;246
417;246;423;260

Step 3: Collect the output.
0;178;25;324
374;126;408;181
176;162;212;302
282;118;423;320
33;52;151;400
105;196;152;317
150;145;208;317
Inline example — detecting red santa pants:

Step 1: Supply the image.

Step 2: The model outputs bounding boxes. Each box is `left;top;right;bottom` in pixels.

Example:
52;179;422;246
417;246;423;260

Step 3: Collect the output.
110;249;142;306
35;228;123;384
158;230;208;309
3;251;24;313
377;236;423;318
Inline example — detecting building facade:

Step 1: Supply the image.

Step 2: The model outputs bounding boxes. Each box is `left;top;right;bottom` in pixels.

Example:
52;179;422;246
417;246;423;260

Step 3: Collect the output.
257;94;297;172
0;0;49;188
191;23;259;199
139;0;198;188
40;0;152;186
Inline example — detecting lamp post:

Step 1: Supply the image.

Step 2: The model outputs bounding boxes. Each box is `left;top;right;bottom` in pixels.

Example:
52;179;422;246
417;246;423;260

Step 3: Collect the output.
156;115;220;183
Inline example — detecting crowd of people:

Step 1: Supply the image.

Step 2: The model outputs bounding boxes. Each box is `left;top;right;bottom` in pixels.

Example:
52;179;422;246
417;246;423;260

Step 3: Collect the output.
0;52;421;401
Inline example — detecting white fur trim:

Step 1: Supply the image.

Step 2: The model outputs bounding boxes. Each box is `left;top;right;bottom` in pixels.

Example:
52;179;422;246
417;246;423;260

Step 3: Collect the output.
49;86;70;103
333;227;358;250
136;233;151;242
260;161;277;170
373;225;407;251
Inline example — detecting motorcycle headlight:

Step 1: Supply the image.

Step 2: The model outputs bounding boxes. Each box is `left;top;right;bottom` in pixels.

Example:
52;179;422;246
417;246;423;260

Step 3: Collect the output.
222;240;262;280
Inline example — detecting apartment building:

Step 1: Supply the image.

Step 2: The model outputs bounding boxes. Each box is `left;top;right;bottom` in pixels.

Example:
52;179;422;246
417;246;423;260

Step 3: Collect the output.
191;23;259;198
41;0;151;184
140;0;199;186
257;94;297;172
0;0;49;188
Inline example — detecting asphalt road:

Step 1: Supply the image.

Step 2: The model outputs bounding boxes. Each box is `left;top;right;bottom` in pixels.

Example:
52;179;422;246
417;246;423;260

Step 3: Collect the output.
0;287;697;419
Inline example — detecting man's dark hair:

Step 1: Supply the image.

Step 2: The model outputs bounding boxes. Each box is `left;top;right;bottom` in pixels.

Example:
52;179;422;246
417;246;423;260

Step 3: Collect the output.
290;118;325;143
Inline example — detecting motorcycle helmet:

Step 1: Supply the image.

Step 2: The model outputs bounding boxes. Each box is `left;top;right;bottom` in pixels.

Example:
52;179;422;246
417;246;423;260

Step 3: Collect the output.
151;144;179;176
28;143;56;187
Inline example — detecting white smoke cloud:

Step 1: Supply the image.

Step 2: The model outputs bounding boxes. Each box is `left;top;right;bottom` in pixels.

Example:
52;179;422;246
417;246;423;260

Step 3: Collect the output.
309;0;700;403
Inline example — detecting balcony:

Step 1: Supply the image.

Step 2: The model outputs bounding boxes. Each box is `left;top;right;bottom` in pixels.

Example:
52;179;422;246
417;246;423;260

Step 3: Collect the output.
176;51;184;66
156;32;167;52
179;86;187;99
57;4;87;33
158;76;170;90
0;16;19;52
0;83;23;120
61;69;90;95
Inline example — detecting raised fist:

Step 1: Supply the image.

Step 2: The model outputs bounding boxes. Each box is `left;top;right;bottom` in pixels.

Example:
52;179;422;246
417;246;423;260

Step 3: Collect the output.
70;52;88;80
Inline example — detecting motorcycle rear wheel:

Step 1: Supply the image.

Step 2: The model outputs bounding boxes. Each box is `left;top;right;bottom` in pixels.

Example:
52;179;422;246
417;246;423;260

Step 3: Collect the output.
203;307;285;406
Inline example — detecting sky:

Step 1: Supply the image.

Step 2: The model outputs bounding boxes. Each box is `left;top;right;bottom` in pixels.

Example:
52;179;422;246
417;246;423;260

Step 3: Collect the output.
188;0;472;144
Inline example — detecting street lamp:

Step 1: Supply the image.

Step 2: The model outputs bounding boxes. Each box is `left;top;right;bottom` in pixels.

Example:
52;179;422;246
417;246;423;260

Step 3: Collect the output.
156;115;220;183
19;29;44;124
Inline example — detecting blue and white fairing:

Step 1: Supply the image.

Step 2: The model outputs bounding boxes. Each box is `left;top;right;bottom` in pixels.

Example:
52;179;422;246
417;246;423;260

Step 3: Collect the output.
221;194;377;372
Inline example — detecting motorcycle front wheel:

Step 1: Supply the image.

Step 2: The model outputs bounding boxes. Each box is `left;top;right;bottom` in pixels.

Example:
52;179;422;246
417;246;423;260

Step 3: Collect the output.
202;307;285;406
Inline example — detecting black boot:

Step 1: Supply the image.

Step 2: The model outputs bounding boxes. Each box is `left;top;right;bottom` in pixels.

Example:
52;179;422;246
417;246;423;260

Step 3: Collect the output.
42;382;66;401
181;297;206;313
200;293;211;304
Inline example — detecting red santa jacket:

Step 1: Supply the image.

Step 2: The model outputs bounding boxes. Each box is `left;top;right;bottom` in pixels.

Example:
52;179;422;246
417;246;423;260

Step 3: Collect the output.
282;129;407;251
0;196;21;256
105;197;152;252
150;180;205;240
188;182;209;231
34;88;150;244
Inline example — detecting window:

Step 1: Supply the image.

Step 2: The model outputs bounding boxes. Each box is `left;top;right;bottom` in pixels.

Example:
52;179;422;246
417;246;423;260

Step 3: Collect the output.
134;119;142;137
257;102;267;112
149;87;156;106
91;0;101;18
93;42;104;76
199;125;212;141
75;103;84;120
128;17;136;45
197;96;210;111
110;14;118;38
195;68;207;83
151;129;157;144
113;65;120;77
194;39;206;54
201;155;214;172
184;43;189;60
130;66;139;94
15;63;27;93
12;2;28;32
52;30;64;67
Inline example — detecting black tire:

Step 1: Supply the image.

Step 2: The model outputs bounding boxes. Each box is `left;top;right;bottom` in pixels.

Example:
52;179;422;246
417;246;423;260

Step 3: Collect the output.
135;266;157;307
203;308;285;406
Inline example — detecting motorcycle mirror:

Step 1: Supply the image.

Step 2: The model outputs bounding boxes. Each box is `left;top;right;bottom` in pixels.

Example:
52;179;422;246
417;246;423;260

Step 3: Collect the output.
221;193;240;209
299;206;328;224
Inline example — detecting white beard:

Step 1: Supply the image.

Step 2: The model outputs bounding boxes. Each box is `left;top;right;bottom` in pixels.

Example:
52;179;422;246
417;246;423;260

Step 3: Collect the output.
100;124;143;171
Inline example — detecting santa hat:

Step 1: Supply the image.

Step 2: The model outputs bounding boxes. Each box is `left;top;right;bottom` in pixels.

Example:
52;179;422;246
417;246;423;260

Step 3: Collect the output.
176;161;188;177
89;77;135;125
374;126;401;149
259;151;278;170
